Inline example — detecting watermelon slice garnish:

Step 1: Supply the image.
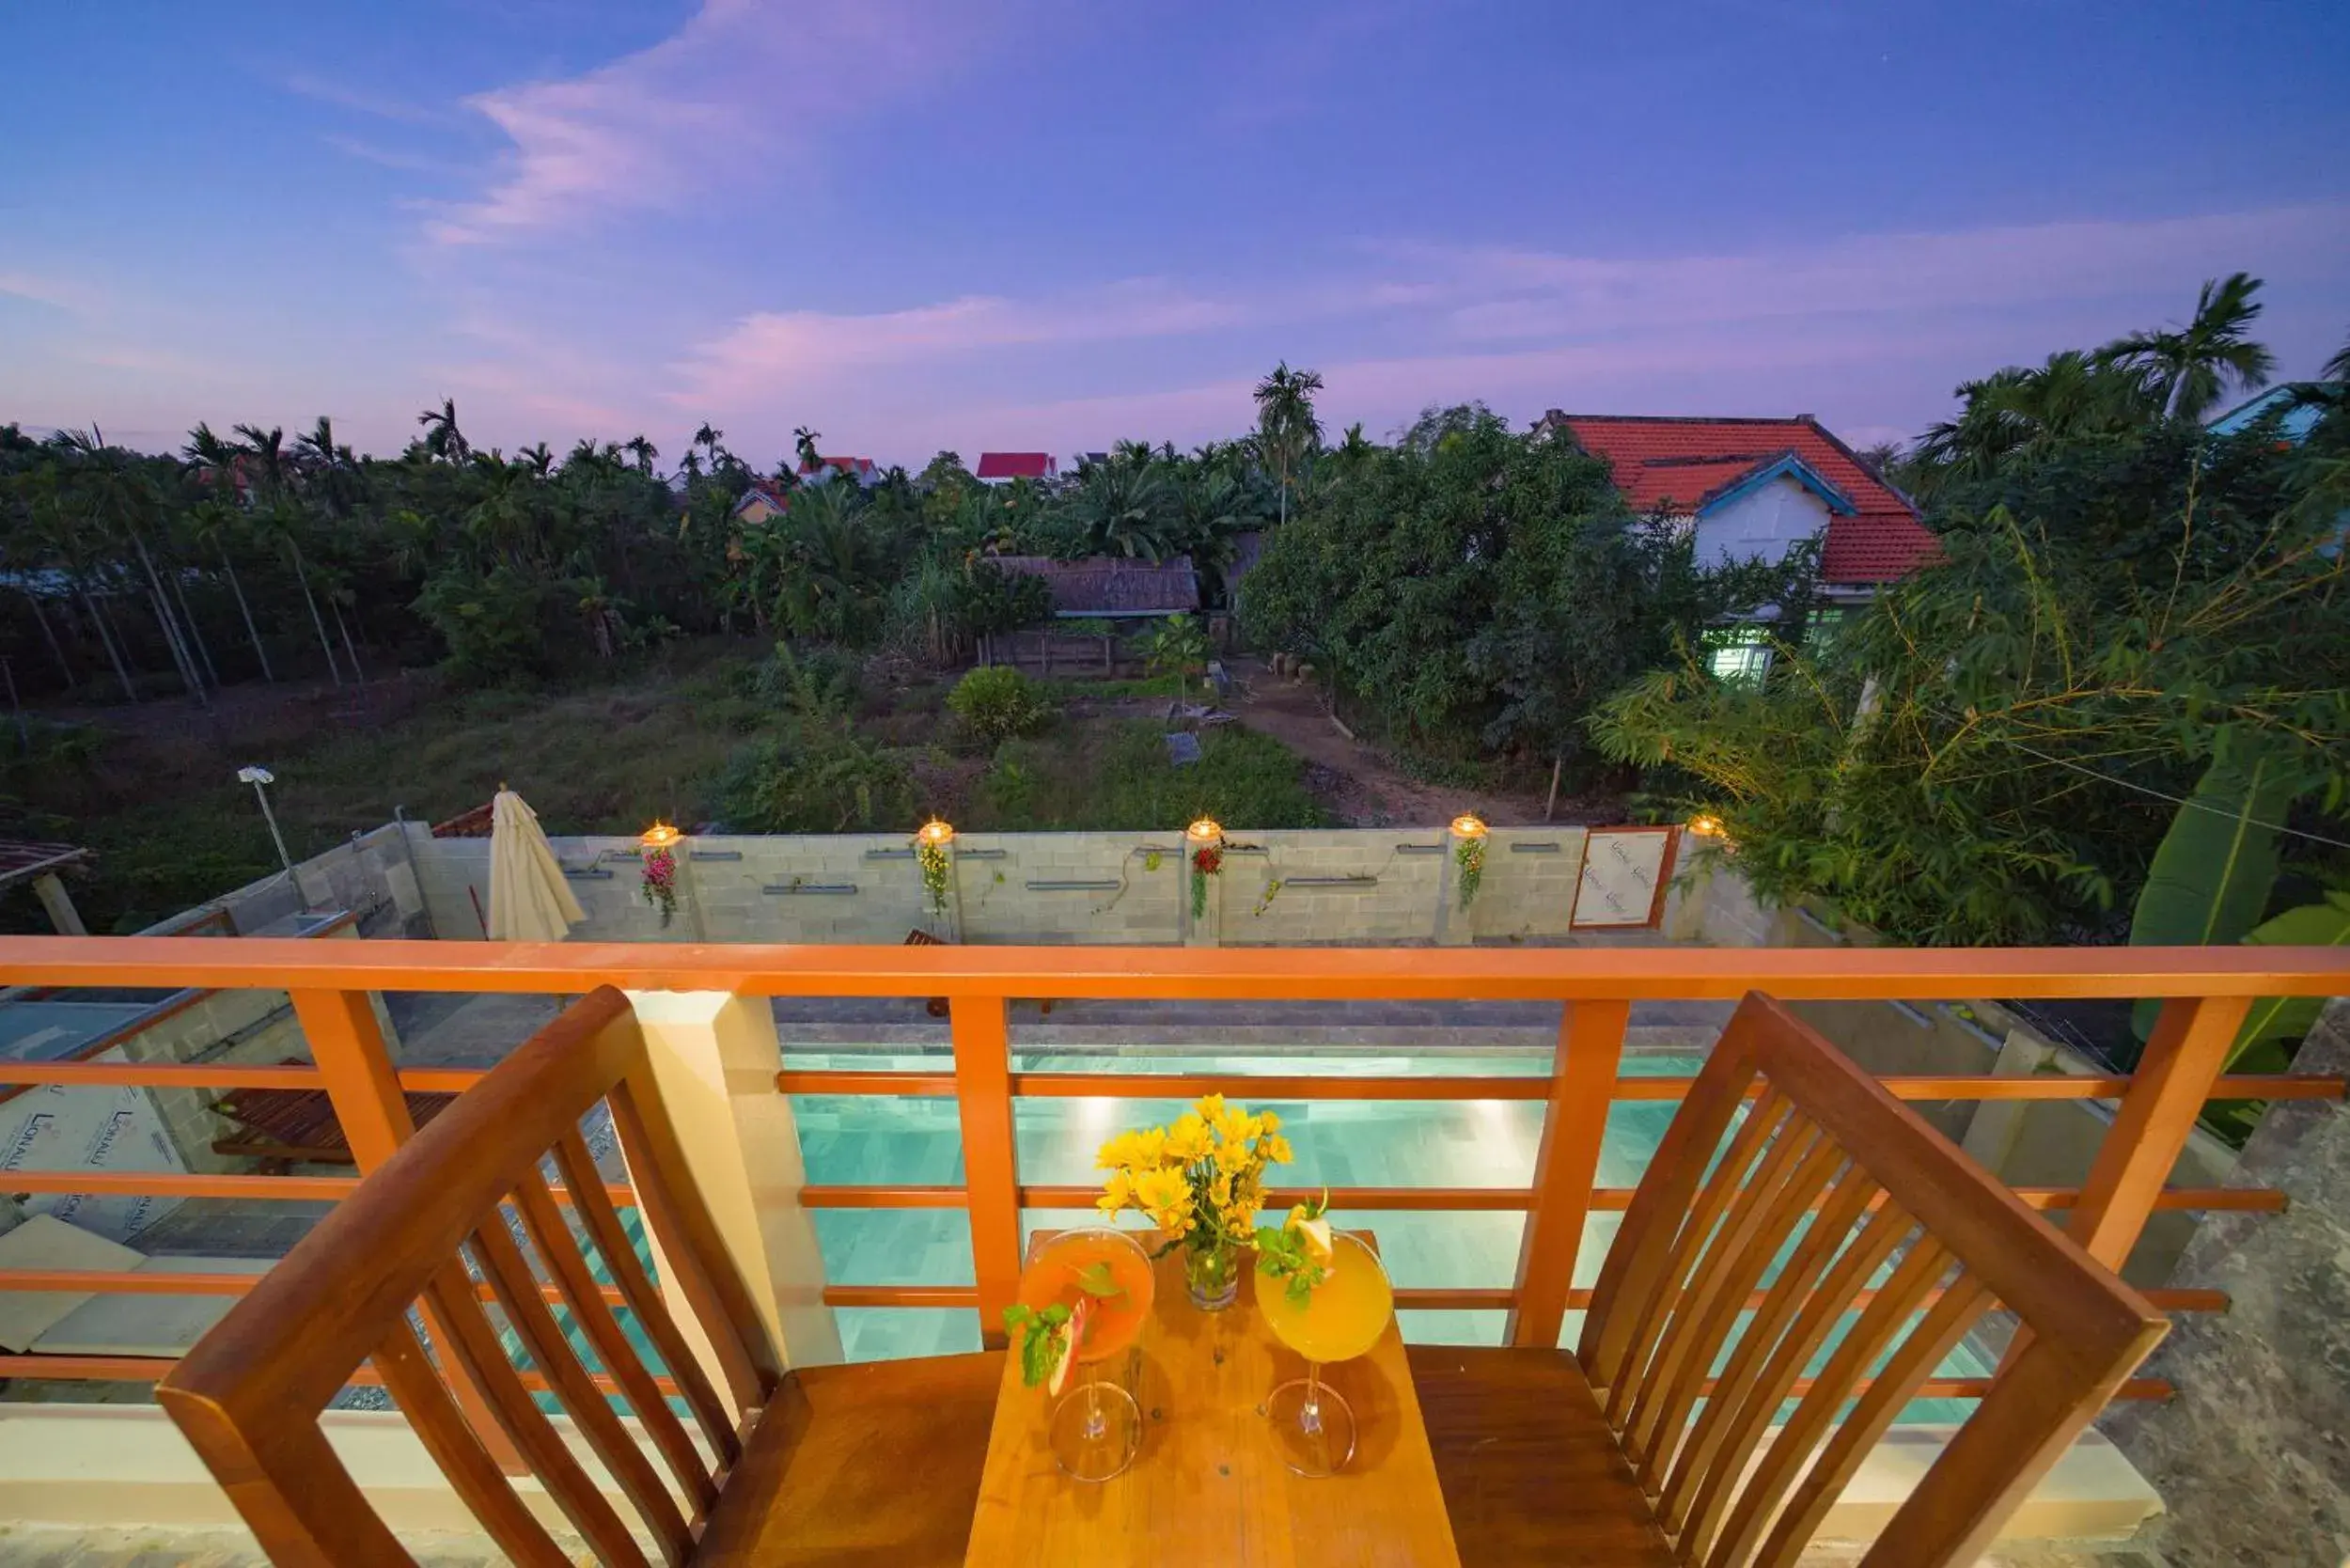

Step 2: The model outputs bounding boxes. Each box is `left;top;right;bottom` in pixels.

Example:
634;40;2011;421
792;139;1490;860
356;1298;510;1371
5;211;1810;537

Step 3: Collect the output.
1047;1295;1093;1397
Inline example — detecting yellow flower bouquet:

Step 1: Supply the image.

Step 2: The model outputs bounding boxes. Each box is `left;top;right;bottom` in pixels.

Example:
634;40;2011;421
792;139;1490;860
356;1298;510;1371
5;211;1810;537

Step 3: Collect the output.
1096;1093;1292;1310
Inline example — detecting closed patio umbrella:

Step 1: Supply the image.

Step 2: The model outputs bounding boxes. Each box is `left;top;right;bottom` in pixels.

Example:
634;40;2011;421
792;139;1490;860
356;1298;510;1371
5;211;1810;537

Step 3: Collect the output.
487;789;585;942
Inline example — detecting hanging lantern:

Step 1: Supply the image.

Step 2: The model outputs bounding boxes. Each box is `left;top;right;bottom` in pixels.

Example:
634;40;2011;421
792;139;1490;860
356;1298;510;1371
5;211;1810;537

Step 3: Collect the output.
639;820;683;849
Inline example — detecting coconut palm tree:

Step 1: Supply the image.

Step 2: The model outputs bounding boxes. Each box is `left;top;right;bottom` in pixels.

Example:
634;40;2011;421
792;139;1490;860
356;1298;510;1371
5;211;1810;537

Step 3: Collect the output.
416;398;471;463
623;433;660;476
1252;361;1324;527
2325;331;2350;385
793;426;823;475
2099;273;2276;421
235;425;342;685
186;497;274;682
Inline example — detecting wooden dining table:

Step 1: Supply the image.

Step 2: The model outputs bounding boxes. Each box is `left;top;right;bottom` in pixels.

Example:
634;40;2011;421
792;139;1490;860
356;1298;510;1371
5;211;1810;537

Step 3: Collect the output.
964;1230;1463;1566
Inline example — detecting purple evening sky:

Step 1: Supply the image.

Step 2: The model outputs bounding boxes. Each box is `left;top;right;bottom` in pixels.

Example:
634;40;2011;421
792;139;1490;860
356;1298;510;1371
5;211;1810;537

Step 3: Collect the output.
3;0;2346;465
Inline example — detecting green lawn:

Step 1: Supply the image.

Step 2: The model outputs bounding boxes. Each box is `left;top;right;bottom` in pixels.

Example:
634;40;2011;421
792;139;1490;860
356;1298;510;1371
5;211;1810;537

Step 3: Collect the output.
1;651;1321;933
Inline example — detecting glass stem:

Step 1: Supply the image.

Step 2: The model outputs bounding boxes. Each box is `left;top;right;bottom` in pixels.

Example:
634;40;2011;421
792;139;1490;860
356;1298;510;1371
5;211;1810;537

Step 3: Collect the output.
1085;1379;1105;1441
1301;1362;1324;1435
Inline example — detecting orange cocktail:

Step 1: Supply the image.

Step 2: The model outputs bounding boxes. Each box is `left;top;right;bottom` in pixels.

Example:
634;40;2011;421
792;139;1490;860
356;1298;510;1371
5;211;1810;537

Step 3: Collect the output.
1017;1227;1155;1369
1014;1227;1155;1482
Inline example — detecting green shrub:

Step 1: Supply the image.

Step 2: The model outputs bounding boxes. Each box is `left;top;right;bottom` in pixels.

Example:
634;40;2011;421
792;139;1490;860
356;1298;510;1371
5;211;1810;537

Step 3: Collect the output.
948;666;1055;745
719;729;916;833
756;643;862;717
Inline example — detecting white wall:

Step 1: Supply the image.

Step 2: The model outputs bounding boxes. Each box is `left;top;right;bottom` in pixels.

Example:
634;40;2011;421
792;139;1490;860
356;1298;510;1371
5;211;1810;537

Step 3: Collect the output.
1692;474;1833;571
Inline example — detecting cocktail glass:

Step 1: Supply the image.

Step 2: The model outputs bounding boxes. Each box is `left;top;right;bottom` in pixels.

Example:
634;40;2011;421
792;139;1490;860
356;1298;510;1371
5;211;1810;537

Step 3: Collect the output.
1254;1230;1393;1477
1014;1226;1157;1482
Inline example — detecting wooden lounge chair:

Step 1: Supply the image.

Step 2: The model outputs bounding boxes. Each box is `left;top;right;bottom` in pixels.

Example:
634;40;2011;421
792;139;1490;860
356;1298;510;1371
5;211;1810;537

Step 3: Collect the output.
1409;991;2170;1567
211;1061;458;1172
158;988;999;1566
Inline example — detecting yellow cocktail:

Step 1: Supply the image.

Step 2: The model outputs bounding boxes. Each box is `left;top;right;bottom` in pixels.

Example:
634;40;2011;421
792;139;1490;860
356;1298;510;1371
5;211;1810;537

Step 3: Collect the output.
1255;1231;1392;1363
1254;1229;1394;1476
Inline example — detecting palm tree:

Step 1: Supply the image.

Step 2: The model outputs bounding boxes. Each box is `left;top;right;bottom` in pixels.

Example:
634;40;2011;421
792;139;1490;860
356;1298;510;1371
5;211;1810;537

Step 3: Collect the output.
1252;362;1324;527
623;434;660;476
2099;273;2276;421
2325;331;2350;385
416;398;470;463
186;497;274;682
235;425;342;685
793;427;823;475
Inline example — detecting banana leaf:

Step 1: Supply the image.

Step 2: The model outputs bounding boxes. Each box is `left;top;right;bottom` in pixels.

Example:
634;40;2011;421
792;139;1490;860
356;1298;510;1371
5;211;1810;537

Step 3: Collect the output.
2229;890;2350;1068
2127;744;2303;1039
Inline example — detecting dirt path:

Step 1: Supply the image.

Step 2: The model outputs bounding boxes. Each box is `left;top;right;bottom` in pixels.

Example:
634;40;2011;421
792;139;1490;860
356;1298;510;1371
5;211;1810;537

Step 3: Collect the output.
1224;657;1625;827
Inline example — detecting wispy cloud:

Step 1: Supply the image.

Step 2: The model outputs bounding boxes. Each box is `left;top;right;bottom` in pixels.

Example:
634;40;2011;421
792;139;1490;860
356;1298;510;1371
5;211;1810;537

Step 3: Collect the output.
323;134;470;178
668;280;1241;406
0;271;105;316
429;0;994;245
284;71;456;127
646;199;2350;459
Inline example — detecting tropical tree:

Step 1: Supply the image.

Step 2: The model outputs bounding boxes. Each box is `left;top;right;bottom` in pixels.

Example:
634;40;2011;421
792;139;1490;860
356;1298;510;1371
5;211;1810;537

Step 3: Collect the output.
415;398;471;464
2098;272;2276;421
1252;361;1324;527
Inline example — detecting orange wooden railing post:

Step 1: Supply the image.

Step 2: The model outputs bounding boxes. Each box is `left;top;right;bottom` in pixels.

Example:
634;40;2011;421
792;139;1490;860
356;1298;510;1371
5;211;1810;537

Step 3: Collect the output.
291;986;525;1473
2065;994;2254;1271
290;988;415;1165
950;995;1024;1348
1510;997;1631;1348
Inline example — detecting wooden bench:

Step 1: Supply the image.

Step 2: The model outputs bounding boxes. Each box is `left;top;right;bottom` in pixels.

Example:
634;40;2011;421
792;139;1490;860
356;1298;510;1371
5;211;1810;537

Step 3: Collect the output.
211;1062;458;1172
160;988;998;1566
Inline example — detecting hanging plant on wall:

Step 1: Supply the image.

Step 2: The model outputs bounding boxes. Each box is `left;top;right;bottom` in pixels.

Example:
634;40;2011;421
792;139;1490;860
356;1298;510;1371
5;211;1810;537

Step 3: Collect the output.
916;835;953;918
640;844;680;927
1454;834;1485;911
1190;843;1223;920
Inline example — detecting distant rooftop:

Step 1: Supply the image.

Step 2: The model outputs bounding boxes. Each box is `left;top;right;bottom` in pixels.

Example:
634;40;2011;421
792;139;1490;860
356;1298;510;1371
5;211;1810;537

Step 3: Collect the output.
1540;413;1939;586
975;452;1057;480
991;556;1201;616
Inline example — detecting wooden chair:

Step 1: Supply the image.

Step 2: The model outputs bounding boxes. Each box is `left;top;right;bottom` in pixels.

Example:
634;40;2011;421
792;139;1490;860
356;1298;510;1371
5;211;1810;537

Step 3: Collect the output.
158;986;1000;1567
210;1059;458;1171
1410;991;2169;1568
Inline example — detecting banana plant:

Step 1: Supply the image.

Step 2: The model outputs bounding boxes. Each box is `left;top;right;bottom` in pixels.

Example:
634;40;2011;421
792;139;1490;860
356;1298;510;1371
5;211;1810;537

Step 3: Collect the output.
2231;890;2350;1068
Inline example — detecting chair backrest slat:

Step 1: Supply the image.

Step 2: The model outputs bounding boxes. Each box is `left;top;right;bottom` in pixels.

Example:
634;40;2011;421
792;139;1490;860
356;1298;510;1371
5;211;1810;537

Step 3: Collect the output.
1579;992;2169;1568
1623;1118;1830;1473
1660;1161;1881;1539
550;1125;742;1466
469;1209;692;1563
158;987;782;1566
509;1166;718;1517
1633;1134;1846;1494
1758;1274;1993;1567
369;1312;572;1568
421;1255;654;1568
1603;1088;1792;1429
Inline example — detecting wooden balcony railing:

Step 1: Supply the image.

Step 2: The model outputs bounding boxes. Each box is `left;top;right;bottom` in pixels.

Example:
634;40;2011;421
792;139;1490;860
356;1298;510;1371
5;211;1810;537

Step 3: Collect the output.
1;936;2344;1410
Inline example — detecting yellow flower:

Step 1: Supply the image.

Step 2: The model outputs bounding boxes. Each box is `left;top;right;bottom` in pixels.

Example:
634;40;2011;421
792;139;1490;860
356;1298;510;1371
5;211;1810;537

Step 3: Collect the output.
1214;1106;1259;1149
1261;1134;1294;1166
1259;1110;1281;1134
1220;1200;1261;1232
1208;1170;1234;1208
1097;1168;1135;1217
1165;1112;1214;1164
1195;1092;1227;1123
1134;1166;1192;1226
1098;1127;1168;1172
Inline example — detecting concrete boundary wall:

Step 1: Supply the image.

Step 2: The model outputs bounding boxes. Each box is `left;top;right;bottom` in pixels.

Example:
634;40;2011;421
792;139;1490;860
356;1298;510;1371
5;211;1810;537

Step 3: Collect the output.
408;825;1606;948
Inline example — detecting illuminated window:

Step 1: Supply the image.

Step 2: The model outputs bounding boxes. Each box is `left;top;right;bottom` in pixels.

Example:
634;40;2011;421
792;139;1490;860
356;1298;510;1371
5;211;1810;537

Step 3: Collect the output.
1704;626;1774;684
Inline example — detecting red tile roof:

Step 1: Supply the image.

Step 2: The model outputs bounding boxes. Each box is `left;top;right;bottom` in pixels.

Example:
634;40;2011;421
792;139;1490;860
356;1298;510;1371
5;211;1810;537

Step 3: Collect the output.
1544;414;1939;586
976;451;1056;480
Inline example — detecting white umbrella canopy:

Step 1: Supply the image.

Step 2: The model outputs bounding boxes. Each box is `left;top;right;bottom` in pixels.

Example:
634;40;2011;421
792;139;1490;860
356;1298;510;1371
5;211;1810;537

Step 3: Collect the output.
486;790;585;942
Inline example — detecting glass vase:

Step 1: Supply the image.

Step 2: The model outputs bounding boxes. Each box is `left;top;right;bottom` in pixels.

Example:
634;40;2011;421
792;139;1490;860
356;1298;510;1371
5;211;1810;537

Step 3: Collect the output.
1184;1237;1240;1311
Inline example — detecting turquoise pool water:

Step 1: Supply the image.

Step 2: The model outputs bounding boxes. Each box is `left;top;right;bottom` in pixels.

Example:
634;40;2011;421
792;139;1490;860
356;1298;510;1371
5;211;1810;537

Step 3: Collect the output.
784;1045;1989;1423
